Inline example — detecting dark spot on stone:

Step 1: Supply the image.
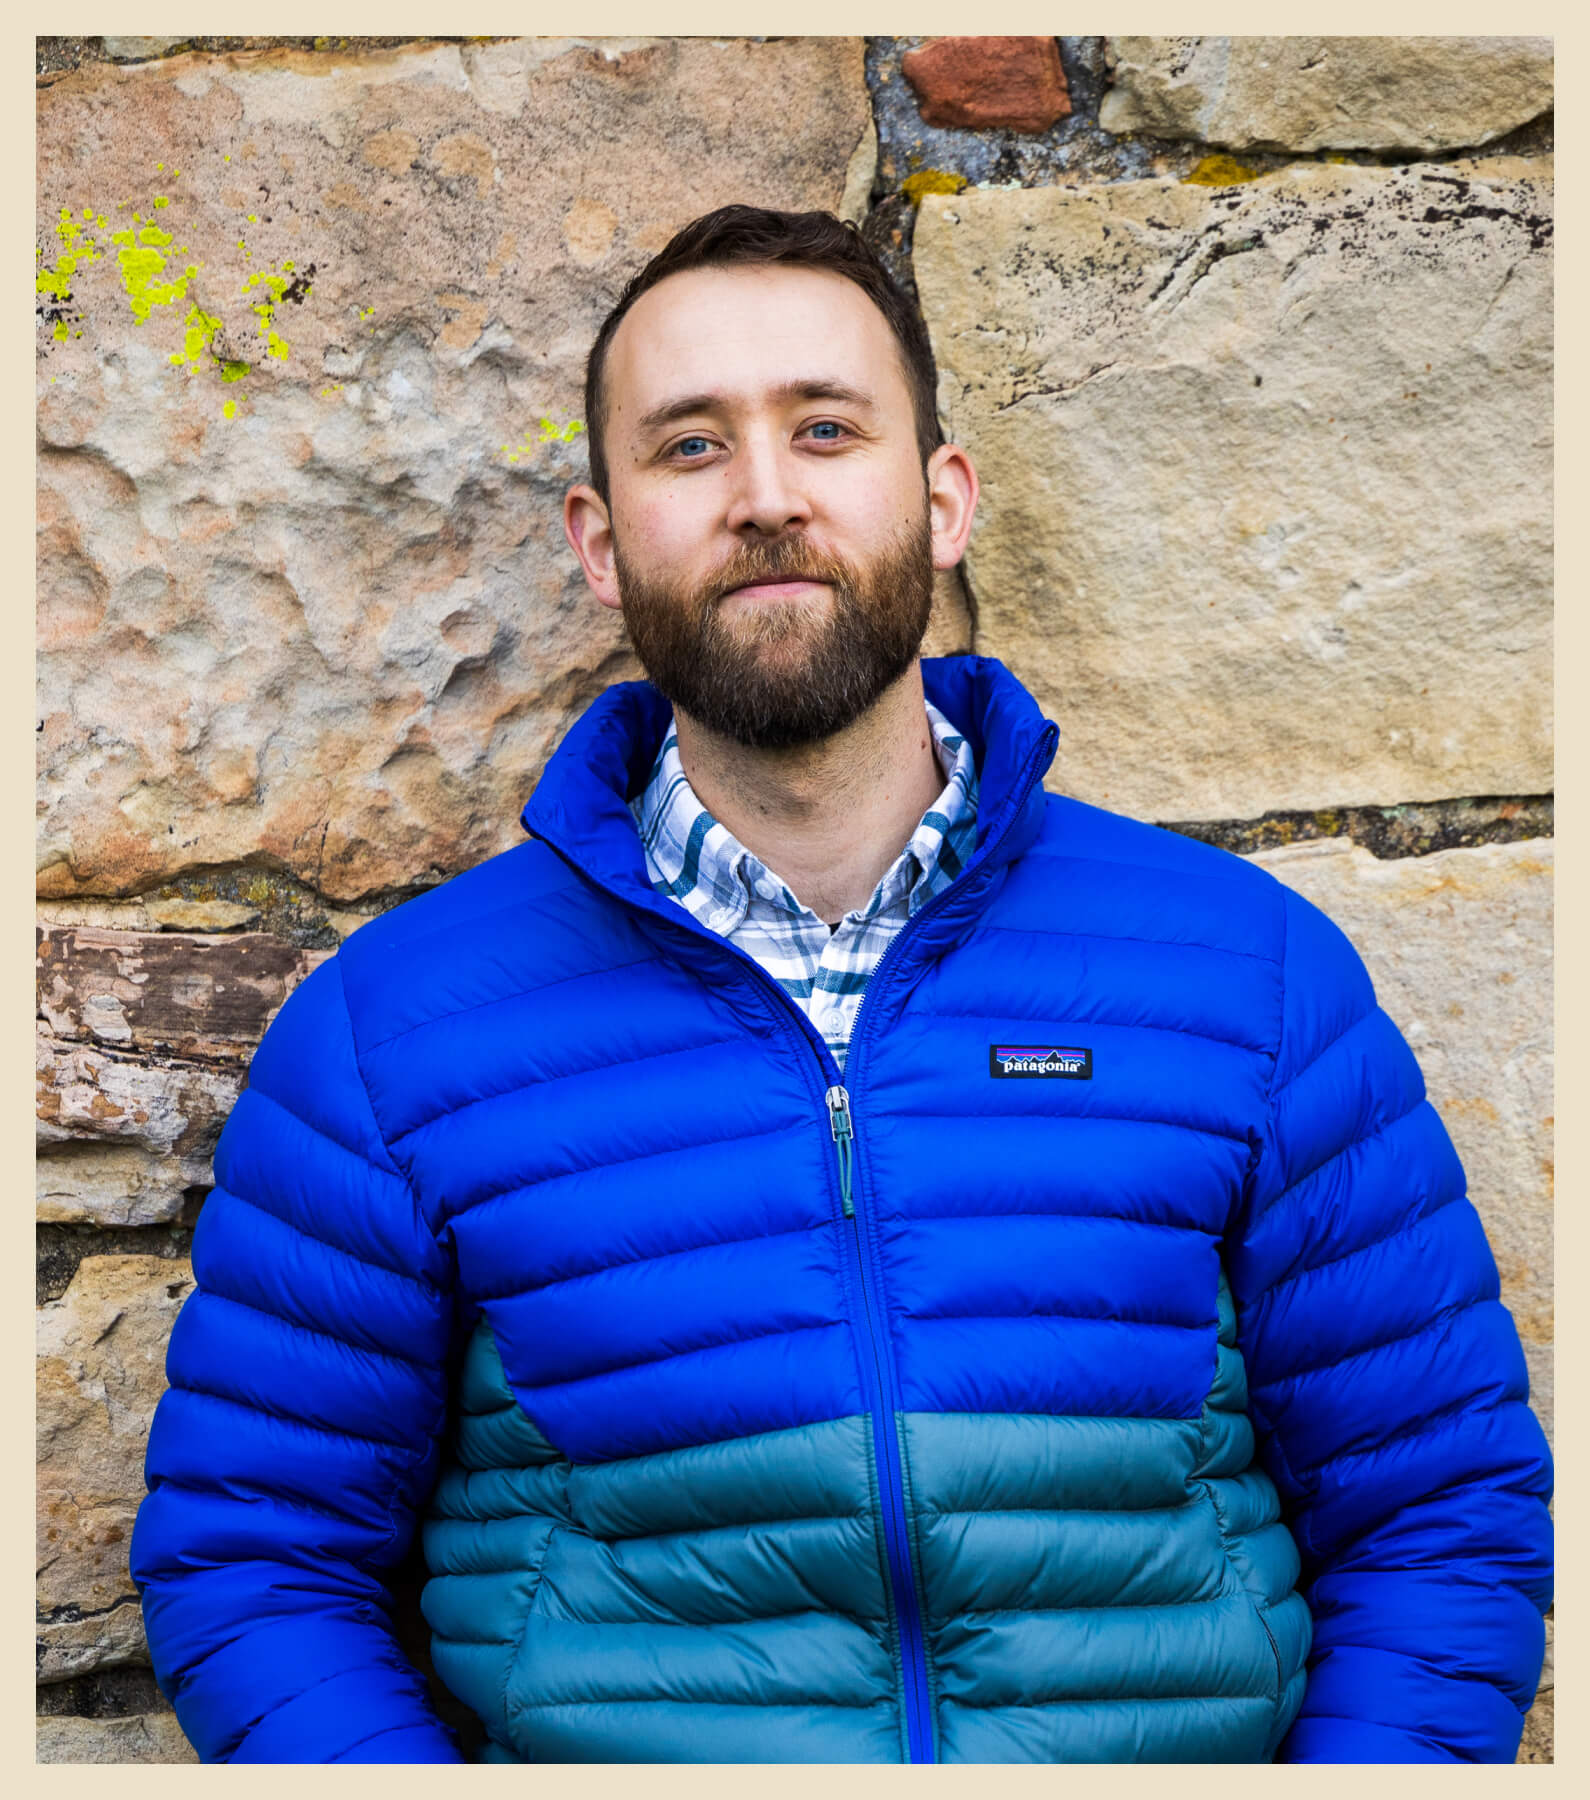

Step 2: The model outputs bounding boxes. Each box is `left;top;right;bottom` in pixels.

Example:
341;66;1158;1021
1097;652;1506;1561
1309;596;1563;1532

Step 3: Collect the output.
1165;794;1553;861
36;1666;169;1720
280;264;316;306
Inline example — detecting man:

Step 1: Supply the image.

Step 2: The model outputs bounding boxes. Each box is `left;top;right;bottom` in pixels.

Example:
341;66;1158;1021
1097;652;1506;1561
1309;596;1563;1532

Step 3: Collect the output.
131;204;1552;1764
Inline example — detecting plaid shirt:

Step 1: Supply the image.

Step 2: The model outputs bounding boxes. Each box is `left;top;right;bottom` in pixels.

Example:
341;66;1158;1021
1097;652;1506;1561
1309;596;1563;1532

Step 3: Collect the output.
630;700;979;1076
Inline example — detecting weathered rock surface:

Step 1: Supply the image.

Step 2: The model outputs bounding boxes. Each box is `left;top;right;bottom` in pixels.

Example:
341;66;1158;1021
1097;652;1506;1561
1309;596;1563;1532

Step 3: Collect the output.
1518;1614;1554;1761
36;37;878;904
37;1142;194;1228
36;928;328;1222
37;1256;195;1679
37;1711;198;1764
915;157;1552;820
1100;37;1554;153
38;927;325;1058
1519;1692;1554;1762
1251;837;1552;1443
100;38;192;64
37;1033;241;1163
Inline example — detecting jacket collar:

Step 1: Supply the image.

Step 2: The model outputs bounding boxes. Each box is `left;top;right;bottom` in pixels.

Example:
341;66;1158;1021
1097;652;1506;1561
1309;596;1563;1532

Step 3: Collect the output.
521;654;1059;910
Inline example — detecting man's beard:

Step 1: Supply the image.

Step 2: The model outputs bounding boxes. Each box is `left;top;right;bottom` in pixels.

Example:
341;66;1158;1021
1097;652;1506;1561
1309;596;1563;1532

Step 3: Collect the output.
612;505;936;751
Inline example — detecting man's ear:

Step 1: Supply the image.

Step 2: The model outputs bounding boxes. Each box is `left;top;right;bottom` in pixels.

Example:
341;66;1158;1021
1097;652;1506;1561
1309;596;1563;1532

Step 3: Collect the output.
564;484;622;611
926;443;980;573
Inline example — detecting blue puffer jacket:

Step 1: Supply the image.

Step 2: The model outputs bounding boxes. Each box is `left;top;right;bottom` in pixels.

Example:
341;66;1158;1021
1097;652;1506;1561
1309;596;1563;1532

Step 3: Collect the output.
131;655;1553;1763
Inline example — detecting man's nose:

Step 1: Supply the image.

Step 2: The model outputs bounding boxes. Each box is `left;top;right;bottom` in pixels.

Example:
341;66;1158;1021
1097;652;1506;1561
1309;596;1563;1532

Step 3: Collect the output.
721;432;815;537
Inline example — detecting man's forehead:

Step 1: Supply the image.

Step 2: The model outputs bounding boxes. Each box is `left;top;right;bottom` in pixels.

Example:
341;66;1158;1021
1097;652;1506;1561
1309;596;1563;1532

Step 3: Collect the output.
609;264;907;434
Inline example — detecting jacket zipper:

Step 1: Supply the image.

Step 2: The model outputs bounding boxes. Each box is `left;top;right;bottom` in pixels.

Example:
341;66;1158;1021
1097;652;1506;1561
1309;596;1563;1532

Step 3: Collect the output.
828;1081;933;1763
803;726;1056;1764
533;721;1058;1767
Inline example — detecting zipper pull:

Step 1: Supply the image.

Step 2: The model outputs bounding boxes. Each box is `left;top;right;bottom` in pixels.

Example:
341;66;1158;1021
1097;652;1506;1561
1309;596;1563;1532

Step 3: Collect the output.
825;1085;856;1219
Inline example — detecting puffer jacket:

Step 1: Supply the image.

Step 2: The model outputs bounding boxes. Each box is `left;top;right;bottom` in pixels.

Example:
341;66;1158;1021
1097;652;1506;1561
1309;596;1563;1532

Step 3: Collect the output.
130;655;1553;1763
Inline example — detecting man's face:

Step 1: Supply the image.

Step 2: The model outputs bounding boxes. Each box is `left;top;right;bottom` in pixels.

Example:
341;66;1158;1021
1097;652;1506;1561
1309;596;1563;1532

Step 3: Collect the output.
592;265;939;750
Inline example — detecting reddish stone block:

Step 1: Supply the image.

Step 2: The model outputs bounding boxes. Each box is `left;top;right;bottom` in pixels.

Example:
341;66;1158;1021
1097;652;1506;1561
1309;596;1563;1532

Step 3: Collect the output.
903;36;1071;134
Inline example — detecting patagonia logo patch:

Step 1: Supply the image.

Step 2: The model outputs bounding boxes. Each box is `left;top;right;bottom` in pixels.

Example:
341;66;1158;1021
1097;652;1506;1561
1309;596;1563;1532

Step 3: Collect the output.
989;1044;1093;1080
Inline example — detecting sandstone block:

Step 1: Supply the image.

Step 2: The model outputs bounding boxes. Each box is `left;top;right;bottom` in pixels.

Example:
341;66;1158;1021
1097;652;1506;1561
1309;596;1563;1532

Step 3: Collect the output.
37;1031;241;1166
35;928;326;1219
1517;1614;1554;1761
903;37;1071;134
37;1256;195;1678
37;38;875;904
100;38;191;64
1518;1692;1554;1762
37;1711;198;1763
143;897;262;931
915;158;1552;820
1250;838;1552;1443
1100;37;1553;153
37;1141;195;1227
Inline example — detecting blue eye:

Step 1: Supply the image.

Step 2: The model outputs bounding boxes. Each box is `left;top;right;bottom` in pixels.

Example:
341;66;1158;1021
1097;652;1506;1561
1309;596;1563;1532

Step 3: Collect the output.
665;422;850;462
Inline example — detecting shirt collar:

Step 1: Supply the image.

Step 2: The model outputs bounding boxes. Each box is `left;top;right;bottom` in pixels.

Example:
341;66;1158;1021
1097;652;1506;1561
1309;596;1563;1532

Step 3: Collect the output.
629;699;980;933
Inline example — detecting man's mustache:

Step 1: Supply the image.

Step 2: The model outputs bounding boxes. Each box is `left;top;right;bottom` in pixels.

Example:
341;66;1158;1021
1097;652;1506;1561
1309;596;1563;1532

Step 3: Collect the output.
713;551;841;598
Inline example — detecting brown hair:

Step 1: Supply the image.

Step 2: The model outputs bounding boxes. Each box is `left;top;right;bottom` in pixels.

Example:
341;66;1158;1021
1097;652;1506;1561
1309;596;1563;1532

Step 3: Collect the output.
581;204;944;508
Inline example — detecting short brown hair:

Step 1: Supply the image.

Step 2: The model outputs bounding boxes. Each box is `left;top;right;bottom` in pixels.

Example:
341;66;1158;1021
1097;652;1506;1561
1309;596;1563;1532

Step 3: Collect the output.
582;204;944;508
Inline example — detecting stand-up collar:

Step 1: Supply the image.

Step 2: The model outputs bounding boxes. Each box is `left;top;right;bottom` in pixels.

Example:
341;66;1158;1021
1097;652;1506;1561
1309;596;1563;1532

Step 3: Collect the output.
521;655;1059;908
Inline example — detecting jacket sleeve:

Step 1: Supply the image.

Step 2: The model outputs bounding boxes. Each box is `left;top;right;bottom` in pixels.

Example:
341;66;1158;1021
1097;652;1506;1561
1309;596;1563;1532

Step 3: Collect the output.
1228;883;1553;1763
129;955;464;1763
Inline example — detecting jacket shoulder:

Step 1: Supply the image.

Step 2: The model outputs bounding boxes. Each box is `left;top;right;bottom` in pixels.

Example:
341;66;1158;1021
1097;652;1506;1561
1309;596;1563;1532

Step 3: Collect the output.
1027;793;1293;963
1035;792;1279;885
336;831;572;985
330;832;611;1056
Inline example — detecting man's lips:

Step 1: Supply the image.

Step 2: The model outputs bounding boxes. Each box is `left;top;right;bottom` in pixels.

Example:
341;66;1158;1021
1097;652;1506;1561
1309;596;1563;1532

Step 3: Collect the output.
723;578;829;599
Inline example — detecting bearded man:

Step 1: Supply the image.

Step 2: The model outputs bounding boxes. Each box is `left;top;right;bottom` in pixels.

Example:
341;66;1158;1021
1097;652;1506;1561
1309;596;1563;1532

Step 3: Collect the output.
131;204;1553;1765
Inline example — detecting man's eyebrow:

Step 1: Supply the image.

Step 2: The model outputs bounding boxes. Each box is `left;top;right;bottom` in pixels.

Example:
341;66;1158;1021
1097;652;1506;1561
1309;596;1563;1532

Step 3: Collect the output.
632;378;880;442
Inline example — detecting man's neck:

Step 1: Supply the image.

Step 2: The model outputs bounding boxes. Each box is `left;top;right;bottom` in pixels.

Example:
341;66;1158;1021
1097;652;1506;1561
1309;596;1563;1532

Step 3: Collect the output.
670;662;946;926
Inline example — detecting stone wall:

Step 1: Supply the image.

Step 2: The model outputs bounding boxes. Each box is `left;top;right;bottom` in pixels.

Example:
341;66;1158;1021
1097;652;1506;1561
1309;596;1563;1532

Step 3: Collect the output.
35;36;1553;1763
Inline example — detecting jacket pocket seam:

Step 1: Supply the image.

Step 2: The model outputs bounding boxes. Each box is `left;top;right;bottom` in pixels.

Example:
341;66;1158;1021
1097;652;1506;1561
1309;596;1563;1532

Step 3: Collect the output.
499;1521;563;1739
1197;1479;1285;1703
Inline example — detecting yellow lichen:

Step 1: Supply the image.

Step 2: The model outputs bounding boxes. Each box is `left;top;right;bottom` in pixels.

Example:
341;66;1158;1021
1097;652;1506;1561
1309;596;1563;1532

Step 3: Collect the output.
167;301;225;374
242;267;302;362
902;169;968;208
1182;154;1262;188
502;416;584;463
110;220;191;324
40;180;315;399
